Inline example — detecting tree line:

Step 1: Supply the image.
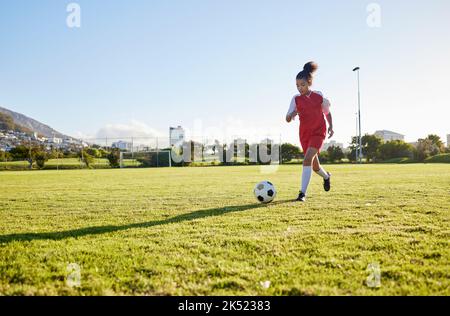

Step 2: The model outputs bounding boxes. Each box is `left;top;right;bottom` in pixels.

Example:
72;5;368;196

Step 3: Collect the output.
1;134;449;169
0;145;122;169
281;134;449;163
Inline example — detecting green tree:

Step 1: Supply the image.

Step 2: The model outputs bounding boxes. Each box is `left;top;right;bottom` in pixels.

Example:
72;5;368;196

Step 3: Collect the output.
35;151;49;169
48;146;63;159
361;134;383;162
86;148;102;158
107;148;121;168
327;145;345;163
425;134;444;153
379;140;415;161
415;138;440;162
98;148;110;158
9;145;45;169
9;145;29;160
0;150;12;162
319;150;330;163
346;151;356;162
347;136;359;162
78;150;94;168
63;150;78;159
281;143;302;163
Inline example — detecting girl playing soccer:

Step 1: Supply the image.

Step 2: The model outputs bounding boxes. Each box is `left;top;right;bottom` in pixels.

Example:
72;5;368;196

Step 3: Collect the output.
286;61;334;202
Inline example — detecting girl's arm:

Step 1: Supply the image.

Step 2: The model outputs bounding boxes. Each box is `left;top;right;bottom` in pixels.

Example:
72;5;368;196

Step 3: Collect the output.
325;112;334;138
286;95;299;123
320;93;334;138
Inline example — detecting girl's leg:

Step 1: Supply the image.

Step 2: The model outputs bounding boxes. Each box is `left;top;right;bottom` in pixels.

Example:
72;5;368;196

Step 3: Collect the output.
313;155;330;180
313;154;331;192
312;154;320;172
301;147;318;195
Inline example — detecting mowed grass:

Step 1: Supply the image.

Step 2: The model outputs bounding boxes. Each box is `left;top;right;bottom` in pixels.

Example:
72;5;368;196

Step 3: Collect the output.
0;164;449;296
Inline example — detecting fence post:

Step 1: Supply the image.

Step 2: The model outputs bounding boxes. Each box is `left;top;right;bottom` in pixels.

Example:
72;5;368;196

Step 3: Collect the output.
279;134;282;165
81;139;84;169
156;137;159;167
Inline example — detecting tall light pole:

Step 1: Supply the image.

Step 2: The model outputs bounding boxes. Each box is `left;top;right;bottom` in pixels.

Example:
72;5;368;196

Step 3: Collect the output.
355;112;358;163
353;67;362;163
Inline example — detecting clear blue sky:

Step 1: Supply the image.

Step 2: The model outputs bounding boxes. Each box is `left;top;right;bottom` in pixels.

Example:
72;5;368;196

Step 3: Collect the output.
1;0;449;145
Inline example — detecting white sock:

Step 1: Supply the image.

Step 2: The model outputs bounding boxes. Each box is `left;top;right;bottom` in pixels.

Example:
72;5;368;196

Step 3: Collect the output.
315;167;330;180
301;166;312;194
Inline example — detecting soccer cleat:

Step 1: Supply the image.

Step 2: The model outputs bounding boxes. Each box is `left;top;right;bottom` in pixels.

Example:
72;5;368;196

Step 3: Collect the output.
323;172;331;192
296;191;306;202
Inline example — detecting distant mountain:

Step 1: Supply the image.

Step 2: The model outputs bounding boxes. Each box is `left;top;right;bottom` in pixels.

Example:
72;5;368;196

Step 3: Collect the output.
0;106;71;139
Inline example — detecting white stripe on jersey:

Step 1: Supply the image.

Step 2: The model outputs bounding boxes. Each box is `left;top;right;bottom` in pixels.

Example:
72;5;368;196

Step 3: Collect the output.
287;91;331;117
286;94;300;117
314;90;331;115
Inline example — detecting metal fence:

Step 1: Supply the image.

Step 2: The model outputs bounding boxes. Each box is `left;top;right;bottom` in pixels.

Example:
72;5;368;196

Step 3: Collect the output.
0;135;284;170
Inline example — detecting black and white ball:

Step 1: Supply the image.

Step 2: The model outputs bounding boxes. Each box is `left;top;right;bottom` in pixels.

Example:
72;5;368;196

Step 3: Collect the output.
254;181;277;204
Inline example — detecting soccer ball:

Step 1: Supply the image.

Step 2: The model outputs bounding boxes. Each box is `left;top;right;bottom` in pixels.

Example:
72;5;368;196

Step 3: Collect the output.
254;181;276;204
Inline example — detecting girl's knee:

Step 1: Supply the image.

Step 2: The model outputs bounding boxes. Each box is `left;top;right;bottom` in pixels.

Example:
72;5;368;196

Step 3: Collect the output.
313;161;320;171
303;157;314;166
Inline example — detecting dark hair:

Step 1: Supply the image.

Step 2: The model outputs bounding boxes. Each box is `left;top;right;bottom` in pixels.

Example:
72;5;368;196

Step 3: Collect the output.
296;61;318;84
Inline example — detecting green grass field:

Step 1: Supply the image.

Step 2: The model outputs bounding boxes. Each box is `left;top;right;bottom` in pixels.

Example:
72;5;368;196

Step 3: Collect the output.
0;164;449;296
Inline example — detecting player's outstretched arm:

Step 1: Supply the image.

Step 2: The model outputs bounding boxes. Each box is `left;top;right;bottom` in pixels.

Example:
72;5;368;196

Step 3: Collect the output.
286;111;297;123
320;93;333;138
286;95;298;123
326;112;334;138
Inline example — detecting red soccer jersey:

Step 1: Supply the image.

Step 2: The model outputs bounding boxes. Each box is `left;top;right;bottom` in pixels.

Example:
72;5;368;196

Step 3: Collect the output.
295;91;327;151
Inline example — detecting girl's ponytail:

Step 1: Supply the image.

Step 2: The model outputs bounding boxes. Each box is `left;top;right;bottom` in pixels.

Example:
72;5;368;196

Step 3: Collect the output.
296;61;318;84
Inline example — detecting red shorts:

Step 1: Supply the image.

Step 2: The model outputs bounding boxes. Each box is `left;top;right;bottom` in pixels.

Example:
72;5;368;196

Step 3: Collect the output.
300;135;325;153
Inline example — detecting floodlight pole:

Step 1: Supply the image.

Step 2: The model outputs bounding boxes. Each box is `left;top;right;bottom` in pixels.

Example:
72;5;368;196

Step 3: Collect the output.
353;67;362;164
355;112;358;163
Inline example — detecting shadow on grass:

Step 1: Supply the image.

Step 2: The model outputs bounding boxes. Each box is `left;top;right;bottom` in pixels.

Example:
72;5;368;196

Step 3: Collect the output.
0;199;294;243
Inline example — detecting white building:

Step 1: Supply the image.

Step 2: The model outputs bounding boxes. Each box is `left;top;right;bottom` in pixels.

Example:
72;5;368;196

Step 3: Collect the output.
63;137;76;144
374;130;405;142
48;137;62;144
112;141;133;151
170;126;185;146
322;140;344;151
